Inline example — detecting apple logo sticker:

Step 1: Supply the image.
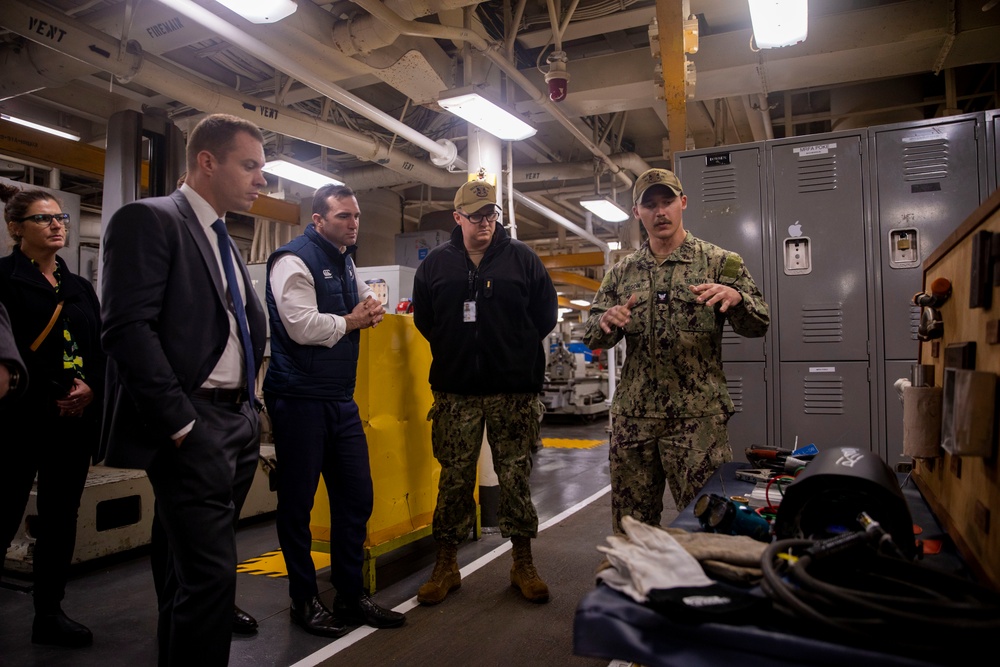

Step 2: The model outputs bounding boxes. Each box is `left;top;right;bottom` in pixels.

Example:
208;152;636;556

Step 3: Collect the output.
788;221;803;237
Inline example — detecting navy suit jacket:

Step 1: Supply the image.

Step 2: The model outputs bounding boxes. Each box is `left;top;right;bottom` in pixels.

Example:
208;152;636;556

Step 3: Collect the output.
100;190;266;469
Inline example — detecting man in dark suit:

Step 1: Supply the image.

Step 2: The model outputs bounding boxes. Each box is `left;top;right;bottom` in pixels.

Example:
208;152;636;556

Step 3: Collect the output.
0;302;26;401
101;114;267;667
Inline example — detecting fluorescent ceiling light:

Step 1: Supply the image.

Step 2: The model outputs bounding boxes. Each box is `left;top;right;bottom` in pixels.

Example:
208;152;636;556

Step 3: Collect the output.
213;0;297;23
579;195;630;223
438;88;536;141
262;158;343;190
1;114;80;142
570;299;591;307
748;0;808;48
607;241;621;251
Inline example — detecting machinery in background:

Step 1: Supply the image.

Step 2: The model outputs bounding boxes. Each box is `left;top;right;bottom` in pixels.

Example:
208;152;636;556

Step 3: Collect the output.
542;329;609;419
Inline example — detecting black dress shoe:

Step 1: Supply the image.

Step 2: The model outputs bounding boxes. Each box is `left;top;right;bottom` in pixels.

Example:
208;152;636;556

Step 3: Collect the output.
232;605;258;635
333;593;405;629
290;596;349;638
31;610;93;648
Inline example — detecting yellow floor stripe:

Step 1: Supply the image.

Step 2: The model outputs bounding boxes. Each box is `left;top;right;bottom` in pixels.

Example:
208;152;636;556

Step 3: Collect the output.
542;437;605;449
236;550;331;578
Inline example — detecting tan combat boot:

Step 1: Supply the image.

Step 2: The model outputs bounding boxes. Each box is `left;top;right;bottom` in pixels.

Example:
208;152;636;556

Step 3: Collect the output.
510;536;550;603
417;542;461;605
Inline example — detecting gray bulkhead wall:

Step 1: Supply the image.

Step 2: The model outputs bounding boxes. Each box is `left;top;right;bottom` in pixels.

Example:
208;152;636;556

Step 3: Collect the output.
868;112;988;466
676;111;995;464
676;143;773;461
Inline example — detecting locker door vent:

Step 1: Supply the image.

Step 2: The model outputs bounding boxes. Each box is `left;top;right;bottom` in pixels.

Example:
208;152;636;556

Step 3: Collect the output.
722;321;741;345
701;167;738;202
908;305;921;340
796;156;838;193
726;375;744;412
902;140;949;182
800;303;844;342
803;375;845;414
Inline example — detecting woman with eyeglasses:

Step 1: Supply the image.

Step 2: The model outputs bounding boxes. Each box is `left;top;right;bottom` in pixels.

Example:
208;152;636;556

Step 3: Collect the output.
0;183;104;648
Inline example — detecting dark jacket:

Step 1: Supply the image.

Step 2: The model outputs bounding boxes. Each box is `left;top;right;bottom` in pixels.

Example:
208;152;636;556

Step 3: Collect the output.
0;302;26;399
263;224;361;400
0;247;105;454
100;190;266;469
412;223;557;395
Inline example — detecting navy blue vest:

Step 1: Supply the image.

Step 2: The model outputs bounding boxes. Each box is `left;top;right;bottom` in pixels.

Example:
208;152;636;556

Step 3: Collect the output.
263;224;361;400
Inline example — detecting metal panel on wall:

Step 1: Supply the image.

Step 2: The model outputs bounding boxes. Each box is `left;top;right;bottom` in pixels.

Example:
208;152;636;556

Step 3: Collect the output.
768;133;871;362
676;142;770;363
871;113;986;359
779;362;871;452
869;112;987;463
725;362;768;462
988;109;1000;195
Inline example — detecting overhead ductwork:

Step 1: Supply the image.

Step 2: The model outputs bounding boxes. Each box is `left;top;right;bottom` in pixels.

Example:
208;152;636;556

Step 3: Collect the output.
0;0;458;186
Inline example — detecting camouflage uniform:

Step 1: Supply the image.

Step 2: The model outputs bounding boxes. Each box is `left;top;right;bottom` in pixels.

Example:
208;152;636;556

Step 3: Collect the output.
427;392;542;543
583;232;769;532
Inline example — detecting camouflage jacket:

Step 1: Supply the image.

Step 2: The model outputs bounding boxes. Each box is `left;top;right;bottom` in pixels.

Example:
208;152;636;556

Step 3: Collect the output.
582;232;769;418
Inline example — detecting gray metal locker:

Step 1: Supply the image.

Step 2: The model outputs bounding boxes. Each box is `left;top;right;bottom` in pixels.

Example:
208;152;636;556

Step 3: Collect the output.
988;109;1000;195
724;362;768;462
778;362;872;452
869;113;987;463
676;143;770;362
676;143;774;450
767;131;876;453
768;133;872;362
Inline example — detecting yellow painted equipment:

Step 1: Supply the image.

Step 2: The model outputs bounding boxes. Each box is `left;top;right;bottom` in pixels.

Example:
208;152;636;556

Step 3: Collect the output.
308;314;476;592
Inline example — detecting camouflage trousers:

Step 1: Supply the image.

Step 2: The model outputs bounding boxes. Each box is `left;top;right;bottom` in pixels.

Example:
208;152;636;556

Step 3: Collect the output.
609;413;732;533
428;391;541;544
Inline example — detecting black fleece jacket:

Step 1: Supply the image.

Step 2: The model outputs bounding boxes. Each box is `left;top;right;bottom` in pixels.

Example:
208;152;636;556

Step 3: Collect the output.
412;223;557;395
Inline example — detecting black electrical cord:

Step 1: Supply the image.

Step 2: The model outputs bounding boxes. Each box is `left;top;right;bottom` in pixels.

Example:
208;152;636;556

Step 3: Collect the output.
760;531;1000;662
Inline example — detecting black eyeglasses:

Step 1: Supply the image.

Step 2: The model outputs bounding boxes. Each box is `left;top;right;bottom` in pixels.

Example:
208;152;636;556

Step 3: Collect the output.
458;207;500;225
17;213;71;227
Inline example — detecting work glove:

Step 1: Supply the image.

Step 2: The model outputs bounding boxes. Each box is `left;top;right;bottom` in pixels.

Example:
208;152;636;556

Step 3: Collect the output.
597;516;714;602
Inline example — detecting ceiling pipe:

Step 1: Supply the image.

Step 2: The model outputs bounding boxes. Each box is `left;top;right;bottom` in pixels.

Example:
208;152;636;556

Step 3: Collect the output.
511;152;651;182
513;190;609;252
349;0;634;190
0;0;457;187
155;0;461;168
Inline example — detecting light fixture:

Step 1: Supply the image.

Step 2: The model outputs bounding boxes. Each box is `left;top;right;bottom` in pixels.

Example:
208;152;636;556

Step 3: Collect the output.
438;87;536;141
262;157;343;190
213;0;297;24
570;299;591;308
579;195;630;223
0;114;80;142
748;0;808;48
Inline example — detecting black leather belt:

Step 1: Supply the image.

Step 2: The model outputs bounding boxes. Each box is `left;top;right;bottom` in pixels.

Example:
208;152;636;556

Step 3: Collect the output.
191;387;247;404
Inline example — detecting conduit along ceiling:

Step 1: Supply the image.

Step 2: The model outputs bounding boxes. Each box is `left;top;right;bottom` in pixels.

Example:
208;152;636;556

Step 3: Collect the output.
0;0;998;256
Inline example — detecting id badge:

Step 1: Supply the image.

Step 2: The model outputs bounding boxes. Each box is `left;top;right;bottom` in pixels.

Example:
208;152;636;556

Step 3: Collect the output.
463;300;477;322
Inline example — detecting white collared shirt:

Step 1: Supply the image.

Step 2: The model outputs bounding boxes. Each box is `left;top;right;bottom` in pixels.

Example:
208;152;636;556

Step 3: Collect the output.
179;183;249;389
269;253;376;347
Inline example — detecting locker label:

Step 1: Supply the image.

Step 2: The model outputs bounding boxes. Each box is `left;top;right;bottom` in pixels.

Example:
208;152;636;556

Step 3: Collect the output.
911;182;941;193
808;366;836;373
705;152;731;166
793;143;836;157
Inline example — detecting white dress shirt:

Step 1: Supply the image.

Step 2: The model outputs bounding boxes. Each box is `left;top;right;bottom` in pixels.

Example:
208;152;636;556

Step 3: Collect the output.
269;252;376;347
180;183;249;389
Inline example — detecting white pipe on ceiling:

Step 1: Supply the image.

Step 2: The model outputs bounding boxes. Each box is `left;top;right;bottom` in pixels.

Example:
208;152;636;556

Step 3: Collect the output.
155;0;460;166
0;0;456;187
349;0;634;190
513;190;609;252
